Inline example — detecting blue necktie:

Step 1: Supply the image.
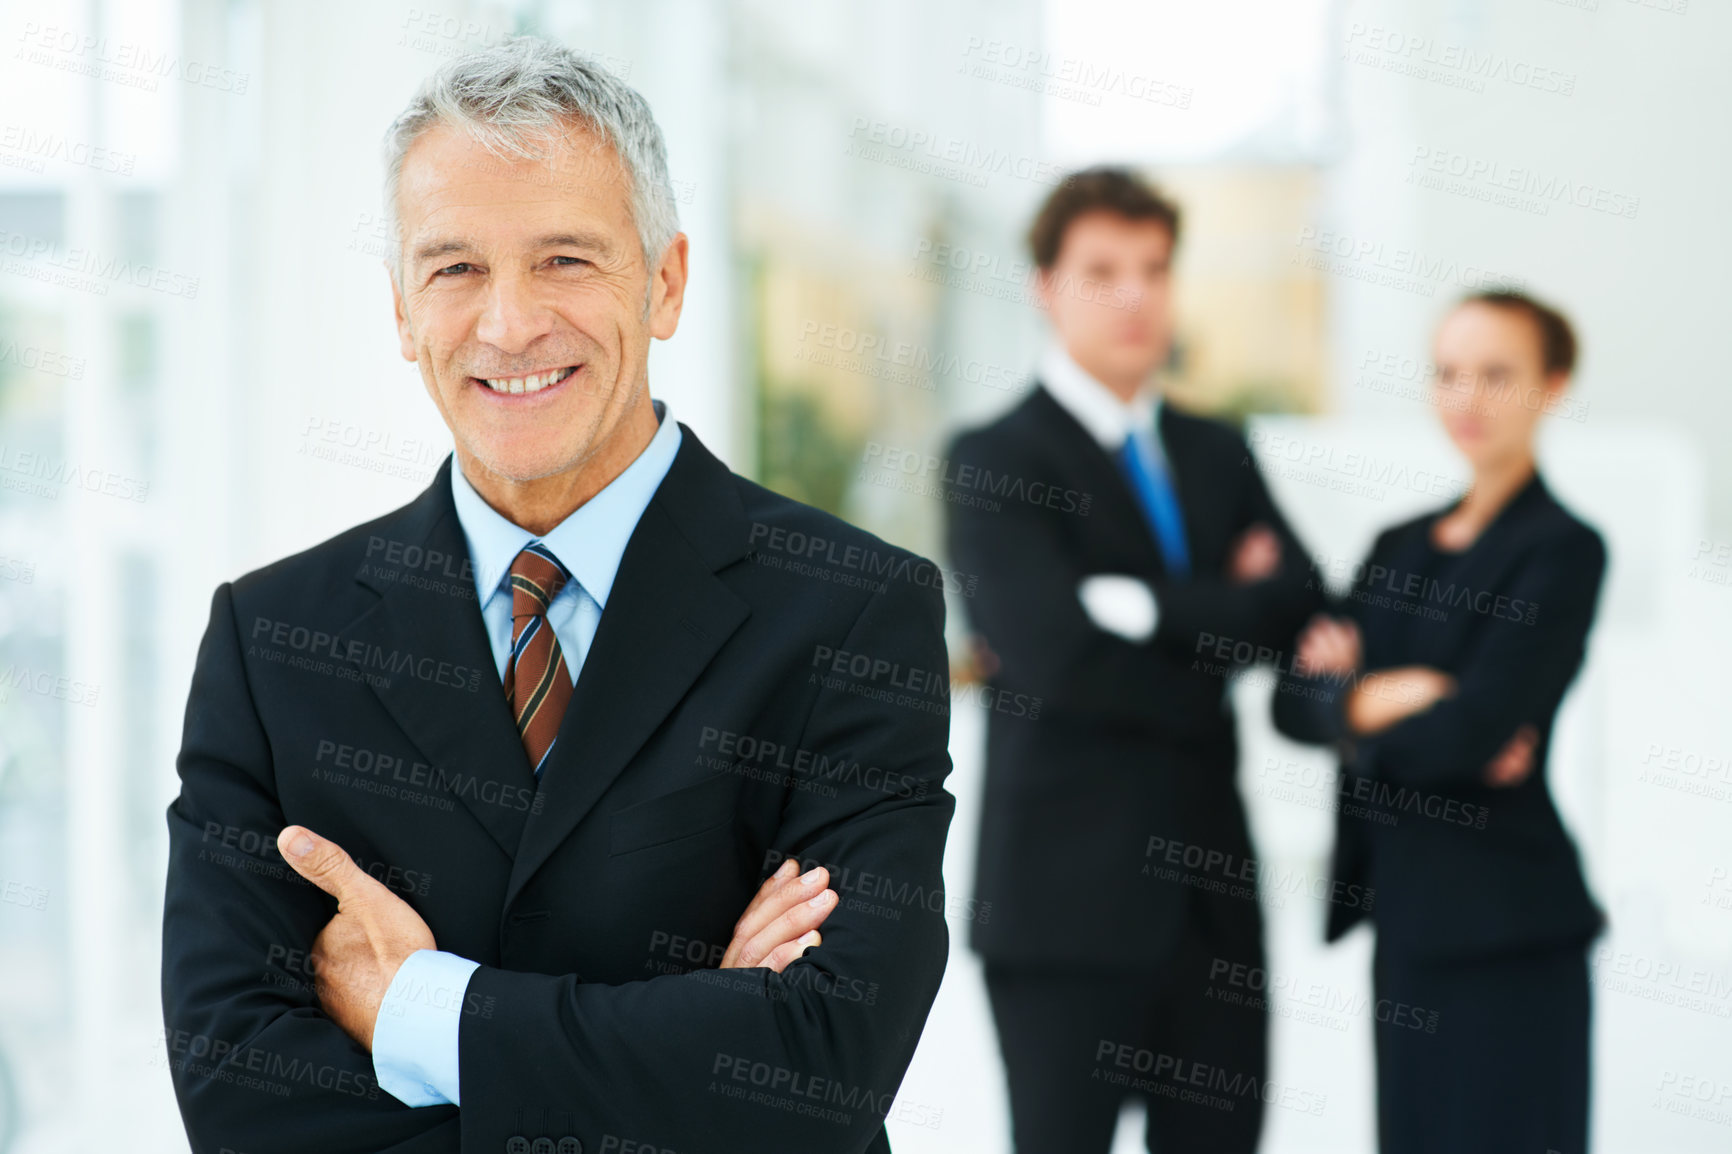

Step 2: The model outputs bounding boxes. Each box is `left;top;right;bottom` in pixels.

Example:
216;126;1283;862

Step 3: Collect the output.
1117;431;1191;578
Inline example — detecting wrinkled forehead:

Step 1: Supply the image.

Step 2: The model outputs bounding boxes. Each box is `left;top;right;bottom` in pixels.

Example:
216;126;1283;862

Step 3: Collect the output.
395;121;637;261
397;120;631;227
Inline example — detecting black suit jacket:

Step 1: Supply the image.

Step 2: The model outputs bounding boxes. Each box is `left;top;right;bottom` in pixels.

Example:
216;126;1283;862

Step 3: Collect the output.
161;427;955;1154
1273;472;1607;962
943;385;1322;969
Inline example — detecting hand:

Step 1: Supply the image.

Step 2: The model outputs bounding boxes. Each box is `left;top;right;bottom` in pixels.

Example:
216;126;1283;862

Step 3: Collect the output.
1228;524;1282;584
968;634;1001;681
1077;574;1158;642
276;826;436;1053
1484;724;1539;787
1295;615;1361;677
721;858;838;972
1346;666;1457;735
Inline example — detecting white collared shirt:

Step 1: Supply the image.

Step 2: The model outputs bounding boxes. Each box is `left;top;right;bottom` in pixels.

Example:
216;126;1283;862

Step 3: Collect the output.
448;397;684;683
1038;344;1168;464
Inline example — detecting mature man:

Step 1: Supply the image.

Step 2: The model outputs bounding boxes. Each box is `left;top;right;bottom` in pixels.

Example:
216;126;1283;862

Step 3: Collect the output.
162;37;954;1154
944;169;1323;1153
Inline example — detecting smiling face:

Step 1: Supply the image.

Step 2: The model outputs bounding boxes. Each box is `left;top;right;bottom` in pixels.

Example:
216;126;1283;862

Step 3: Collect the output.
1037;210;1175;398
1431;301;1567;471
390;120;687;490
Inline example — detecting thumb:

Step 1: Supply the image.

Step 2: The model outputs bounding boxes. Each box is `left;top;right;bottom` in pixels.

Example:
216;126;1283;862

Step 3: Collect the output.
277;826;376;905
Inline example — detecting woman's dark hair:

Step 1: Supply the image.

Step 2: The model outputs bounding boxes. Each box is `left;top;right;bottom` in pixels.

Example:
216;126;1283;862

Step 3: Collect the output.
1028;167;1181;269
1458;290;1578;375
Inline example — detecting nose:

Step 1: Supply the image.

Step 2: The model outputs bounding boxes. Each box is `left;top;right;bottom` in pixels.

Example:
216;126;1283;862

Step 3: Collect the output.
475;269;557;354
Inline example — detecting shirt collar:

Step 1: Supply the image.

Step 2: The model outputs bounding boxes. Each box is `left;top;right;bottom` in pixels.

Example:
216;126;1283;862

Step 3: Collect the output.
448;398;684;613
1038;343;1163;450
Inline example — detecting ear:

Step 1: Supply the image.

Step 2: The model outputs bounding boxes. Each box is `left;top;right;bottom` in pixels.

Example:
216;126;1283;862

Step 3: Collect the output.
648;232;691;341
1542;368;1571;402
389;263;416;362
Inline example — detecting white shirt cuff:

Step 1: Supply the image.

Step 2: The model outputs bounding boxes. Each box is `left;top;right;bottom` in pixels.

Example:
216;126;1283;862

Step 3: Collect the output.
371;948;481;1107
1077;574;1160;642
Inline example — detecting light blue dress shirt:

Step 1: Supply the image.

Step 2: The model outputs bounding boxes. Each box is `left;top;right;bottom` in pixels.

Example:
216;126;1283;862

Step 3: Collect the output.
371;400;683;1108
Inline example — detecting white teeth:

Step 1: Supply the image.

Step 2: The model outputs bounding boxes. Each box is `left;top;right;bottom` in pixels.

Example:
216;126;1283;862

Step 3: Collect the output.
482;366;574;394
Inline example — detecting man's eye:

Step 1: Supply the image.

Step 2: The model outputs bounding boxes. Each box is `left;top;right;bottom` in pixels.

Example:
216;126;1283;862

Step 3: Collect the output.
435;263;474;277
551;255;591;268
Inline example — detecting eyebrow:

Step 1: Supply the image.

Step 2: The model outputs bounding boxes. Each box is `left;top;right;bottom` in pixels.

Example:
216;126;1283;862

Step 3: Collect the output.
534;230;615;255
412;239;473;266
411;230;618;269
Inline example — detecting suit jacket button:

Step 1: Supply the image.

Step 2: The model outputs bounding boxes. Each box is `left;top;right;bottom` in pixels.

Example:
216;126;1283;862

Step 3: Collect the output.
506;1139;530;1154
557;1140;582;1154
532;1140;555;1154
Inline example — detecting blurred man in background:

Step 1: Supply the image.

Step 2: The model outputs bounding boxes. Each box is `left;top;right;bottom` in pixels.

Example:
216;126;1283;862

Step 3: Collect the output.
944;168;1323;1154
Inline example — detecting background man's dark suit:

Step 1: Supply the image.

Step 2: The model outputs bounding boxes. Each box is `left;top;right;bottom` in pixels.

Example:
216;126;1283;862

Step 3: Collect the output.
161;427;955;1154
944;385;1323;1151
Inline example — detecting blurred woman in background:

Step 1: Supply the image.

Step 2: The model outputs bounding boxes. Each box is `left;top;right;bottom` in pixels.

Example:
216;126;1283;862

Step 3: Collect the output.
1274;290;1607;1154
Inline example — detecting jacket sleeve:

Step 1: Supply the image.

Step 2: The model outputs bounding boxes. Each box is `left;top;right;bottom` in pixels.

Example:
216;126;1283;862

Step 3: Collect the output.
161;583;461;1154
944;428;1322;729
453;574;956;1153
1357;527;1607;790
1146;429;1326;657
1270;530;1394;746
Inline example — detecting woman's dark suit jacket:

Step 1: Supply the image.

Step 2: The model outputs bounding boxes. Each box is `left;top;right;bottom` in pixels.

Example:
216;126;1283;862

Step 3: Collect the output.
1274;473;1607;962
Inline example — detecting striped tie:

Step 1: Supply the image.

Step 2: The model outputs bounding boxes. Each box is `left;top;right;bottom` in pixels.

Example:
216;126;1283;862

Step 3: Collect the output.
501;543;573;778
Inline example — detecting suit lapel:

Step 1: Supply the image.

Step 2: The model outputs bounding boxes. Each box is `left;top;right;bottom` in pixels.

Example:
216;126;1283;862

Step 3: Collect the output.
345;457;537;858
1030;384;1170;574
503;428;753;910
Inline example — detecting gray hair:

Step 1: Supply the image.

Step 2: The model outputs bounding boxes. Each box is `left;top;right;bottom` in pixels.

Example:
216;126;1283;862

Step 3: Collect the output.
382;35;679;288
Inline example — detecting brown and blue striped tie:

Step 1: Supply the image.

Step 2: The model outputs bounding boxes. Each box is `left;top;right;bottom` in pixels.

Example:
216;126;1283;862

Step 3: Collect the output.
501;543;573;778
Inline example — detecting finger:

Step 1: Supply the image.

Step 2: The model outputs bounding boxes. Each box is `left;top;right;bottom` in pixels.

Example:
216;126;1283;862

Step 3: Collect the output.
741;892;836;969
761;931;822;975
1317;621;1350;650
736;888;837;969
1300;625;1345;670
735;858;800;926
724;866;827;968
1485;734;1535;785
974;636;1001;676
736;865;827;942
720;860;800;968
1505;732;1538;769
1487;756;1528;786
277;826;382;906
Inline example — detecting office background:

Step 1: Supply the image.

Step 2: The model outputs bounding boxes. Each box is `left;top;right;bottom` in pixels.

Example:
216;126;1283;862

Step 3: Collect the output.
1;0;1728;1149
